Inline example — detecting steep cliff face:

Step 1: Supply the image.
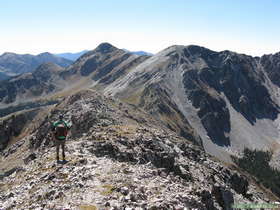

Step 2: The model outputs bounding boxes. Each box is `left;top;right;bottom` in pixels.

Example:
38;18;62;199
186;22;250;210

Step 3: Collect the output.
0;90;276;209
261;52;280;87
0;108;39;151
182;46;278;123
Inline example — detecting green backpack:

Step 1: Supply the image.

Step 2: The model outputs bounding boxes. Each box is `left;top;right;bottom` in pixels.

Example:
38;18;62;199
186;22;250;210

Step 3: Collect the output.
55;123;68;139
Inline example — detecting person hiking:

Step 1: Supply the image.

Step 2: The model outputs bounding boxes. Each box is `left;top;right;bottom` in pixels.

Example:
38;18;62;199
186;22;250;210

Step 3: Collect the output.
52;115;70;163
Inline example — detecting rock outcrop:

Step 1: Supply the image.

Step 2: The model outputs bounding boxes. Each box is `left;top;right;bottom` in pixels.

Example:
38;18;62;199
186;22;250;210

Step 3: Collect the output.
0;109;39;151
261;52;280;87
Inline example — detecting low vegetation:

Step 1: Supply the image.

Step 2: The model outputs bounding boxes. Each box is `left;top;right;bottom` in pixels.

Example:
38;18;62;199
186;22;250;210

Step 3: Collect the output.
233;148;280;197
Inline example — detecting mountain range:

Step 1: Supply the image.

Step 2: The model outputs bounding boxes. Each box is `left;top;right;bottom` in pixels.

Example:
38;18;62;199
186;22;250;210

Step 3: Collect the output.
55;50;89;61
1;43;280;160
55;49;153;61
0;49;153;81
0;52;72;80
1;42;280;208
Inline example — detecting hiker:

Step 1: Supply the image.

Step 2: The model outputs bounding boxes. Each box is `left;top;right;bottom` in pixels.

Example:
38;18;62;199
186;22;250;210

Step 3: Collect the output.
52;115;70;163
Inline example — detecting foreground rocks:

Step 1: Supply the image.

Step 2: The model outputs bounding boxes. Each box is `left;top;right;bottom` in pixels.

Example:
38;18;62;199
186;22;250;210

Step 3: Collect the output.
0;90;276;209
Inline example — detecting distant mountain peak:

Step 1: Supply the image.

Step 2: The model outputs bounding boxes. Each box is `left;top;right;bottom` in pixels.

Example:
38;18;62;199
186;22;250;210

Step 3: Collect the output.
55;50;89;61
37;52;53;57
95;42;118;53
122;49;153;56
0;52;72;80
77;43;119;61
1;52;18;57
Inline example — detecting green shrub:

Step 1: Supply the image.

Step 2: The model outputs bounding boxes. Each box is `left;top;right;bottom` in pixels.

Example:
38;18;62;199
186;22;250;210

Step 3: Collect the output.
233;148;280;197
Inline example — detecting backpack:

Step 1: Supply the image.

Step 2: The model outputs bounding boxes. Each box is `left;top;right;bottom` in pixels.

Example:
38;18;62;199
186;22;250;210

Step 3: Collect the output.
54;123;68;139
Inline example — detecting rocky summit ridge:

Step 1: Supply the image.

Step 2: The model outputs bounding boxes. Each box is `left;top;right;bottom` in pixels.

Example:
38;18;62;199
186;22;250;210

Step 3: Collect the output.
0;90;276;209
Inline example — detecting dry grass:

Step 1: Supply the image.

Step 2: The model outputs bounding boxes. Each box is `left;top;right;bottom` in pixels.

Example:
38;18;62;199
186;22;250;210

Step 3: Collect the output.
113;124;137;136
99;184;116;196
122;89;144;105
79;205;97;210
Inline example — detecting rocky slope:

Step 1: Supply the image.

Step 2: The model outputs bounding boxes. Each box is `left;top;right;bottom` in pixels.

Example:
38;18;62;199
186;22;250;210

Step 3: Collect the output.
0;90;276;209
0;52;72;79
104;44;280;163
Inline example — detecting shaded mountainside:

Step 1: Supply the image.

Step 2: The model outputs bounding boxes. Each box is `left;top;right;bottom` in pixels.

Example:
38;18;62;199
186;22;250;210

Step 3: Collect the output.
0;71;10;81
261;52;280;87
0;90;276;209
0;108;40;151
0;63;66;105
0;52;72;78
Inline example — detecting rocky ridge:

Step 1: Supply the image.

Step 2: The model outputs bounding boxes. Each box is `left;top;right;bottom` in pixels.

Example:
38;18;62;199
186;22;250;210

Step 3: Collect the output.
0;90;276;209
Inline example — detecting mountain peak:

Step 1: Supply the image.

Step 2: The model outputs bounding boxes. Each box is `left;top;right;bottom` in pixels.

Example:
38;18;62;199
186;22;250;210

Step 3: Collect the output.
37;52;53;57
77;43;119;61
95;42;118;53
157;44;214;59
1;52;17;57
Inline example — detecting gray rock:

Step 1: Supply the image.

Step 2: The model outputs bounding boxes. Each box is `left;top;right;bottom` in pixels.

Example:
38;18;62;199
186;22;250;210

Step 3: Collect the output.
211;185;234;210
24;153;37;164
229;173;248;196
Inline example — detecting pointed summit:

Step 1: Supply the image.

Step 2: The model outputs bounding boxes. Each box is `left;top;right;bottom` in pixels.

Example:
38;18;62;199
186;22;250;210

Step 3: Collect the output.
37;52;53;57
95;42;118;53
77;43;119;61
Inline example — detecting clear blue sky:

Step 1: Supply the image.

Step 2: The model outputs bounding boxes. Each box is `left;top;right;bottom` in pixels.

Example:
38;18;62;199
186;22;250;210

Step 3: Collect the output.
0;0;280;56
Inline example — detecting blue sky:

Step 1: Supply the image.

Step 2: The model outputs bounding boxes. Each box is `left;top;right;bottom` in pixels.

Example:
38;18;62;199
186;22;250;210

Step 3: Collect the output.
0;0;280;56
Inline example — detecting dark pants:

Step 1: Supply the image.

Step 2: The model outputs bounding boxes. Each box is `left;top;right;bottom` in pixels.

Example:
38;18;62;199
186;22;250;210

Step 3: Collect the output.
54;138;66;160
